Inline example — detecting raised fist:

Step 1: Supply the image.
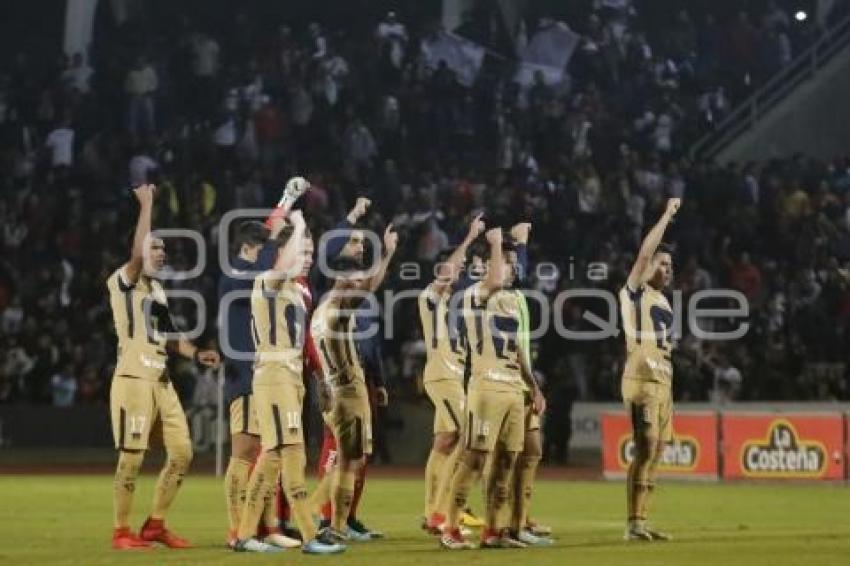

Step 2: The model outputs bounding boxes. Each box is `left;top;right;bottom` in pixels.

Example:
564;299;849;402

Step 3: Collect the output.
133;184;156;205
666;198;682;217
510;222;532;245
468;213;486;240
348;197;371;223
485;227;503;246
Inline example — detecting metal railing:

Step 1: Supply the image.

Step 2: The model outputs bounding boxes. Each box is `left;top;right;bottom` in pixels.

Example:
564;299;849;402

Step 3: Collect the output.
689;13;850;160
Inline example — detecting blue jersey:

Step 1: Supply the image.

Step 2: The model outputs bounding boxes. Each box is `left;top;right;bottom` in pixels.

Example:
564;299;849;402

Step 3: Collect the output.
218;242;277;403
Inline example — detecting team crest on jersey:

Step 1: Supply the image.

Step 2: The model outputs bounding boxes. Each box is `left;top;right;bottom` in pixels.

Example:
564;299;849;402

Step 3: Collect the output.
617;433;699;471
740;420;827;478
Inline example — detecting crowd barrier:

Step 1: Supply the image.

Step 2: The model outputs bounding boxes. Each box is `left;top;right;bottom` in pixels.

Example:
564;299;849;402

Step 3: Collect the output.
602;410;848;481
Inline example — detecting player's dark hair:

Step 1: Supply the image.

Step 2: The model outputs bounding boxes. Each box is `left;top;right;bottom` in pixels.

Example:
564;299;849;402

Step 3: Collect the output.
273;223;313;247
467;239;487;262
235;221;269;250
655;242;675;256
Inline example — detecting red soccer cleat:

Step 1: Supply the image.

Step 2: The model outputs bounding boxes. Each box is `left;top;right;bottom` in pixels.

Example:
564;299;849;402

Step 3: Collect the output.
112;527;153;550
423;513;445;535
140;517;193;549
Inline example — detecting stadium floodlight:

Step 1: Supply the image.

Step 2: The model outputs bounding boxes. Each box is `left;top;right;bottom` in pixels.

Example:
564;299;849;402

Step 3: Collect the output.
795;10;808;21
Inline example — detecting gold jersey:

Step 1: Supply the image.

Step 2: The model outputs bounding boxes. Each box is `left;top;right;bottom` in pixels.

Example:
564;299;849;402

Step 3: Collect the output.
250;272;306;379
107;267;173;382
619;283;674;385
418;285;465;383
311;298;366;388
461;282;524;393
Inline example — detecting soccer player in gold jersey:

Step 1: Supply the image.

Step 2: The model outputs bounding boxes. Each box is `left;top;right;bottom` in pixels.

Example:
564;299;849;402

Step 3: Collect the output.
419;213;485;532
311;224;398;542
232;211;344;555
619;197;680;541
107;184;220;549
440;228;544;550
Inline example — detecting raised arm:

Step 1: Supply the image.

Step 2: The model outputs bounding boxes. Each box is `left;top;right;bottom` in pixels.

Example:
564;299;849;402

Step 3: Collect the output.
123;184;156;285
626;198;680;290
326;197;371;261
267;210;308;286
510;222;531;284
432;213;485;294
366;223;399;293
481;227;504;296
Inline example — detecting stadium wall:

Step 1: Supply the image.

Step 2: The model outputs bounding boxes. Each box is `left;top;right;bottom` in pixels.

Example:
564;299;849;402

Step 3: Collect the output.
3;402;850;481
718;40;850;162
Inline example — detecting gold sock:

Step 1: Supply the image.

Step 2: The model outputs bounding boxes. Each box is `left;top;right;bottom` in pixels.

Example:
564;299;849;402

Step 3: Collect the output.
224;457;252;531
331;468;357;531
485;451;517;531
446;458;481;529
424;449;449;517
434;441;462;517
114;450;144;528
511;456;539;531
280;445;317;541
637;481;656;522
263;481;279;530
150;443;192;520
236;449;280;540
310;472;332;515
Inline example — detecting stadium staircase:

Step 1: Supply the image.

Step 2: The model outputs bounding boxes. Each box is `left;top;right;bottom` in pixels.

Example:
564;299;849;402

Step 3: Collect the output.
689;12;850;163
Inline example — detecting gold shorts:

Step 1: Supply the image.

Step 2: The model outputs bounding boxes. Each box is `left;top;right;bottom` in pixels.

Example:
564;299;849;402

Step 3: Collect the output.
253;369;305;450
465;387;525;453
229;395;260;436
328;383;372;459
110;375;190;451
424;379;465;435
621;377;673;443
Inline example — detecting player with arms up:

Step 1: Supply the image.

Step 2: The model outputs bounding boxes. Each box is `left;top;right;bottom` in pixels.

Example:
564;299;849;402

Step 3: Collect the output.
441;227;545;550
311;223;398;542
420;213;485;532
232;210;344;555
108;184;220;550
620;197;680;541
219;177;307;549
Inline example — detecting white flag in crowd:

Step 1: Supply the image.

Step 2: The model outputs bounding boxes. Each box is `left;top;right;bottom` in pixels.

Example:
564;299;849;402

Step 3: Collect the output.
515;20;580;87
421;31;486;87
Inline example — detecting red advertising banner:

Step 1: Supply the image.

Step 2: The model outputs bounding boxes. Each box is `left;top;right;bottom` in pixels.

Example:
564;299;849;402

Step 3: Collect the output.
602;411;719;480
721;413;845;480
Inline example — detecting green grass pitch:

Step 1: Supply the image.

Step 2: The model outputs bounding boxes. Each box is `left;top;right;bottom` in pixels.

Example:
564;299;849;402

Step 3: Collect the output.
1;474;849;565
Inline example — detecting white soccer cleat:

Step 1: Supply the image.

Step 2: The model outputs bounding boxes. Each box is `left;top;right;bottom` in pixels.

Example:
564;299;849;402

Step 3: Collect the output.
517;529;554;546
233;538;282;553
264;532;302;548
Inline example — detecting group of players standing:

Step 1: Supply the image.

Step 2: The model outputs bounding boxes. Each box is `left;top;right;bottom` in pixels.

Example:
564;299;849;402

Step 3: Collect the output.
106;175;682;552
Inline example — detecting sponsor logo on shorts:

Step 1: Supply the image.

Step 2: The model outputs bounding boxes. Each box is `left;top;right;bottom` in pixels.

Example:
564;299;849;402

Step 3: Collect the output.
740;420;827;478
617;433;699;471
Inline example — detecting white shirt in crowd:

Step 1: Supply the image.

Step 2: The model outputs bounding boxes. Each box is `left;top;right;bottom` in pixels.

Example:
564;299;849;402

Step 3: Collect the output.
129;154;158;187
62;64;94;94
125;65;158;96
376;18;408;68
45;127;75;167
193;35;220;77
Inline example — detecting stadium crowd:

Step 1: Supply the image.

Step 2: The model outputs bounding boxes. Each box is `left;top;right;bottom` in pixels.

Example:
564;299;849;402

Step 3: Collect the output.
1;1;850;453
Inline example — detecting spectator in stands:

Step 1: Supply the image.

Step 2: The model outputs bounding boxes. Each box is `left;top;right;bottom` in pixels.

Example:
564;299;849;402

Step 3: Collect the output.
50;363;77;407
124;55;158;137
45;116;75;170
61;52;94;95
